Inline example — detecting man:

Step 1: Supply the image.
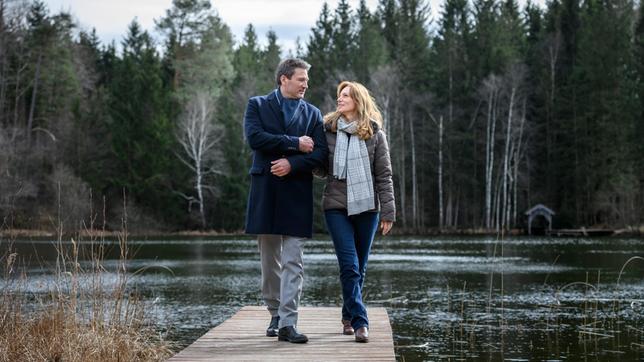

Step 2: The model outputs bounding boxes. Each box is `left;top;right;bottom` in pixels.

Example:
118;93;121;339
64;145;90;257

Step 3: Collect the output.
244;58;327;344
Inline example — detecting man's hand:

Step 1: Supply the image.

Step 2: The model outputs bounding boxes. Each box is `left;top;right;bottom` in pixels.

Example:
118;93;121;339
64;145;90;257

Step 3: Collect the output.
271;158;292;177
380;220;393;235
298;136;314;153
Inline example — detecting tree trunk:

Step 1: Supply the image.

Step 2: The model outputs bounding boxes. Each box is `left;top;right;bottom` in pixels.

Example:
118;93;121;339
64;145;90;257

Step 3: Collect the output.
409;112;418;231
438;115;444;230
454;190;460;227
14;54;26;129
177;92;221;229
0;0;6;125
485;94;492;228
513;100;527;226
400;110;407;228
547;34;559;201
485;83;498;229
493;168;503;232
196;163;206;229
501;86;516;230
27;52;42;146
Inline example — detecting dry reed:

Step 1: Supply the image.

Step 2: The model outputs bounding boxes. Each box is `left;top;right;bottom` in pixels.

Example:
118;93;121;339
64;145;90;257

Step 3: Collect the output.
0;194;173;362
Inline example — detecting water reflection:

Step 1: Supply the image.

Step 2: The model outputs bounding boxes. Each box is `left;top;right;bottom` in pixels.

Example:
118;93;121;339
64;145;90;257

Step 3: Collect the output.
3;236;643;361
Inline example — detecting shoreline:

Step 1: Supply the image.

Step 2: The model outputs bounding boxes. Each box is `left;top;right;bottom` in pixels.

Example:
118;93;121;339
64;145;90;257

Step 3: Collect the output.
1;227;642;239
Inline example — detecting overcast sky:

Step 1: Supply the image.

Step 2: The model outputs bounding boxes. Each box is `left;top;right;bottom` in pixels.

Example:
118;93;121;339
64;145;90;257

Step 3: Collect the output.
43;0;445;55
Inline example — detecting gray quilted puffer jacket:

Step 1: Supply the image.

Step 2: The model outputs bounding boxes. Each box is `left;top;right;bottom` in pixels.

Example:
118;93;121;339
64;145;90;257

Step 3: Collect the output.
317;121;396;222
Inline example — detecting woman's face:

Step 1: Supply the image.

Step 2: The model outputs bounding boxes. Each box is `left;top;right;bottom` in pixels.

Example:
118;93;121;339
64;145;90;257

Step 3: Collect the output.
336;86;357;119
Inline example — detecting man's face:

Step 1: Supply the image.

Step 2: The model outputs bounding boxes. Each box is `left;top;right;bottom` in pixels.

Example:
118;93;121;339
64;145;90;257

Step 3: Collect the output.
280;68;309;99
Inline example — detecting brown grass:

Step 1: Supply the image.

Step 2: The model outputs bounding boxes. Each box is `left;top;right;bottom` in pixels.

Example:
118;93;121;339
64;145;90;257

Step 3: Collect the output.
0;305;171;361
0;209;174;361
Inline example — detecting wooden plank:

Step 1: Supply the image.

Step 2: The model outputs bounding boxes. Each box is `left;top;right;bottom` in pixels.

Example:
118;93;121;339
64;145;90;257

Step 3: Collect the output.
168;306;396;362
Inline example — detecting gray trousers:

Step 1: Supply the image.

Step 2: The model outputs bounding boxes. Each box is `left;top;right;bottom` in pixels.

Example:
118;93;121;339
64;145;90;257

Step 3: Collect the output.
258;234;304;328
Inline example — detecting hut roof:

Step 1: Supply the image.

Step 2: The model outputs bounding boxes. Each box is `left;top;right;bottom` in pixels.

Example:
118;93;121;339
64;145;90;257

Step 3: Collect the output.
524;204;555;216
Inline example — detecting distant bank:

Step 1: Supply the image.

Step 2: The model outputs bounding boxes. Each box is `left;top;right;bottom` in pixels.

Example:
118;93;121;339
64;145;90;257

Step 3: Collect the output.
2;226;643;239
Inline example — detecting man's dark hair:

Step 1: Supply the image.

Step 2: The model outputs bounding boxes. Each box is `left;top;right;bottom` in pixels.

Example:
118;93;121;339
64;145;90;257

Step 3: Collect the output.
275;58;311;86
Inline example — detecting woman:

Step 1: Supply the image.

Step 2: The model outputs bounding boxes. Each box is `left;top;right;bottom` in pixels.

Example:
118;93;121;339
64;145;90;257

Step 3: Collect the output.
320;81;395;343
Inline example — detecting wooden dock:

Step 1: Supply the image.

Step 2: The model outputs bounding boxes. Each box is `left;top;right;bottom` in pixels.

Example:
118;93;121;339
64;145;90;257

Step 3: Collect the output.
168;306;396;361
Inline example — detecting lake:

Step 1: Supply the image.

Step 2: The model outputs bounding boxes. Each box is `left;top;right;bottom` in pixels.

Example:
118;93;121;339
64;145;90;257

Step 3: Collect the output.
4;235;644;361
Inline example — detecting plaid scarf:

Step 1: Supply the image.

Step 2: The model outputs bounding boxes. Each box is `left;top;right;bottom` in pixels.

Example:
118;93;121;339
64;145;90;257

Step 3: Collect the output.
333;118;375;215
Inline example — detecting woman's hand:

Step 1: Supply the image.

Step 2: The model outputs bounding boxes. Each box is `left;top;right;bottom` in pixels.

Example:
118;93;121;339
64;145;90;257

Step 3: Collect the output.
380;220;393;235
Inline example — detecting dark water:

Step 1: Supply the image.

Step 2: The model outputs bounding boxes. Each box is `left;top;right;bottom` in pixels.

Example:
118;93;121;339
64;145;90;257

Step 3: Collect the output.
4;235;644;361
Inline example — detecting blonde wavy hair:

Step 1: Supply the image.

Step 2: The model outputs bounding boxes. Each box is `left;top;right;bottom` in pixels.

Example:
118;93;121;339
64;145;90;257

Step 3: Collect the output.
323;81;383;140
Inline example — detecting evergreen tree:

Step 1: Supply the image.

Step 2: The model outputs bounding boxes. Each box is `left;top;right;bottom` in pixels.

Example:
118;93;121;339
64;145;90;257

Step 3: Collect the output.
234;24;261;82
523;0;547;210
431;0;477;227
331;0;354;73
378;0;399;60
25;1;55;144
262;30;281;92
397;0;432;89
294;37;305;58
353;0;387;83
306;2;335;108
635;3;644;205
550;0;581;224
498;0;525;64
471;0;500;79
570;0;638;225
107;20;178;223
156;0;217;90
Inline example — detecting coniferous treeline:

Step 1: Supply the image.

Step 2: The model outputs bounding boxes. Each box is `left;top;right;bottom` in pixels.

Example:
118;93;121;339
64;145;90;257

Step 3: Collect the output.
0;0;642;232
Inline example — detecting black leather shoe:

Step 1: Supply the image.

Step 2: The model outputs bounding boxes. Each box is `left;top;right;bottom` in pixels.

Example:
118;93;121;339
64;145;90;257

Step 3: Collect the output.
278;326;308;343
266;316;279;337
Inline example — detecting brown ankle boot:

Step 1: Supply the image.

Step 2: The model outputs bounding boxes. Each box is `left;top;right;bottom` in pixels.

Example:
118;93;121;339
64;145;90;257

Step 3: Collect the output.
341;320;354;335
355;327;369;343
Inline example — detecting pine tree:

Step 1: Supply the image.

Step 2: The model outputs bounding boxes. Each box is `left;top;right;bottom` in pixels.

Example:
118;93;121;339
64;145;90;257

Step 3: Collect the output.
378;0;399;60
431;0;477;227
262;30;281;92
574;0;638;225
156;0;217;90
471;0;500;79
107;20;178;222
498;0;525;64
234;24;261;81
397;0;432;89
551;0;581;224
331;0;354;73
635;3;644;189
523;1;549;211
25;1;54;145
353;0;387;83
306;2;335;108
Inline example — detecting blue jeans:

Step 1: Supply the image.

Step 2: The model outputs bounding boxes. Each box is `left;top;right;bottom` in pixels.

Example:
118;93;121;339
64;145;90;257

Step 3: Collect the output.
324;209;380;330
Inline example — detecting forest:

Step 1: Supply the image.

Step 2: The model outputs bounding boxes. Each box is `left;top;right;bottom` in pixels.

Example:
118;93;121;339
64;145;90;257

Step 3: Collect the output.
0;0;642;233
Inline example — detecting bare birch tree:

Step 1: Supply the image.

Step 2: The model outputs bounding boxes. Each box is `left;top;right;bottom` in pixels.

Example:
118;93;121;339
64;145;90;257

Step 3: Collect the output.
488;65;528;231
501;78;516;230
371;65;405;224
481;75;501;229
408;110;418;230
370;65;397;135
512;99;527;226
175;91;223;228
